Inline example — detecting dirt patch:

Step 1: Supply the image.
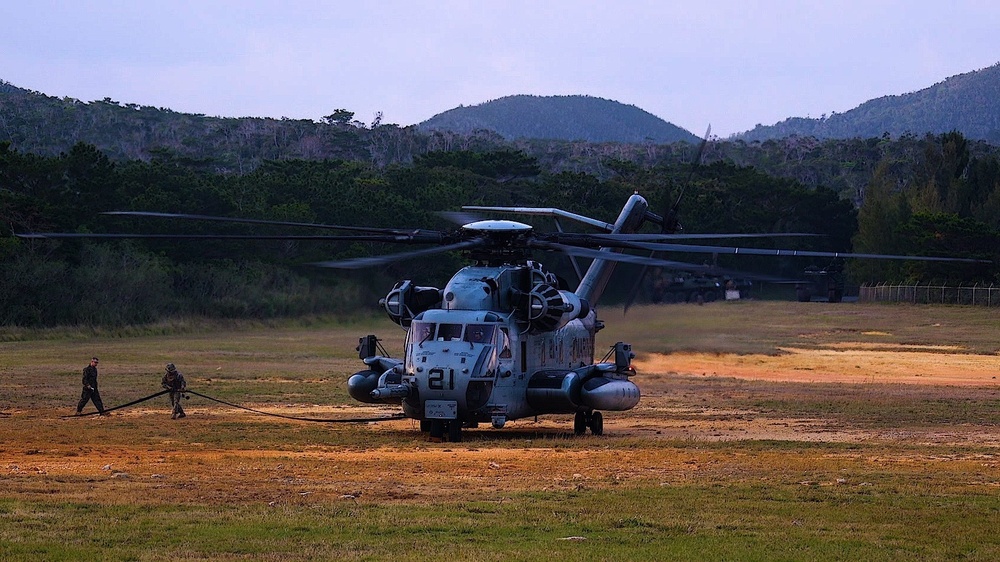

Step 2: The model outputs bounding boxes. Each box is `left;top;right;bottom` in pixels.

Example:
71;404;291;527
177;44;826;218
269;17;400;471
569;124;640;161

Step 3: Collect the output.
635;345;1000;386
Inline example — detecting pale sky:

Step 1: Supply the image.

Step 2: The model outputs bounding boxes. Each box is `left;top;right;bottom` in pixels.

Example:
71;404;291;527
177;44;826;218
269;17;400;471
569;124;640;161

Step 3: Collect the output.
4;1;999;137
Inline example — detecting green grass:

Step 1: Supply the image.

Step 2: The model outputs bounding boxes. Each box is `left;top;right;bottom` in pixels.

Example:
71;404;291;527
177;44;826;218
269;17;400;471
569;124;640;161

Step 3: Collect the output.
605;301;1000;355
3;484;999;561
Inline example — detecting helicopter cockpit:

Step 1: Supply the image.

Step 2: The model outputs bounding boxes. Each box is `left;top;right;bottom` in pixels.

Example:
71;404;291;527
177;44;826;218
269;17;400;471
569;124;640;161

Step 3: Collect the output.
398;310;513;425
409;319;503;346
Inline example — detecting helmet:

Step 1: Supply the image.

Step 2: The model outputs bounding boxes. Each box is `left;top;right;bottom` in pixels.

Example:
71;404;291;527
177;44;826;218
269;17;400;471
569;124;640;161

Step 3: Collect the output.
166;363;176;372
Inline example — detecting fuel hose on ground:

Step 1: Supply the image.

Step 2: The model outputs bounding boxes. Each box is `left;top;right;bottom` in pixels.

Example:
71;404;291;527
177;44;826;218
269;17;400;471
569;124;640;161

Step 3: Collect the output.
60;388;404;423
184;389;405;423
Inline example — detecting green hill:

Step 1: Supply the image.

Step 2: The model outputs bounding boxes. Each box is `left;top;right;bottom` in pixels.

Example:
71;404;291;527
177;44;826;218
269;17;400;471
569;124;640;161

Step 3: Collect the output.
418;95;700;144
0;80;374;170
739;63;1000;142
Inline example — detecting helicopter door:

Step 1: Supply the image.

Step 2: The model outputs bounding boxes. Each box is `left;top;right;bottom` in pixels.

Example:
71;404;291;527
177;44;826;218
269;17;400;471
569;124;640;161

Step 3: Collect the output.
494;327;516;386
464;324;500;382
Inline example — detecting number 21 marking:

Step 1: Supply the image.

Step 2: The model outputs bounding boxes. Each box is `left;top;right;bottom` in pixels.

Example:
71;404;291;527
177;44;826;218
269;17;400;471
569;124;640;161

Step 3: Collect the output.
428;368;455;390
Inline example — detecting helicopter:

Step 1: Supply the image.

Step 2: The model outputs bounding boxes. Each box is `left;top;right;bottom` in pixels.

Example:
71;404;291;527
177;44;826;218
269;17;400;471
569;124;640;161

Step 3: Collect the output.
345;194;657;442
327;193;989;441
17;193;988;442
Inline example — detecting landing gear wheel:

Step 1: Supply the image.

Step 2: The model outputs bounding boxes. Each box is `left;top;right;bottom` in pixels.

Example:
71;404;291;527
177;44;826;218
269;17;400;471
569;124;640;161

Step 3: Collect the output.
428;420;445;442
574;411;588;435
447;420;463;442
588;411;604;436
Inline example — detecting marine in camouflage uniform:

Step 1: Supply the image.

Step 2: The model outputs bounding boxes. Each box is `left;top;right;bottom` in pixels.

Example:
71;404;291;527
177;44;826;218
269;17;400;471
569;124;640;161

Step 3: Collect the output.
161;363;187;419
76;357;105;415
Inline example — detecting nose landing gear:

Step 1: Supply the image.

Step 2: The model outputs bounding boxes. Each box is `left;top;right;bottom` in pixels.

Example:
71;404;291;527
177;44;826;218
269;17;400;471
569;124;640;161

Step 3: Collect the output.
424;419;464;442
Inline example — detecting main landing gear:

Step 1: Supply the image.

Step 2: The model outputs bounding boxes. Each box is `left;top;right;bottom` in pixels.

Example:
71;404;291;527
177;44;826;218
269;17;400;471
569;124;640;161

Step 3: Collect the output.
574;410;603;436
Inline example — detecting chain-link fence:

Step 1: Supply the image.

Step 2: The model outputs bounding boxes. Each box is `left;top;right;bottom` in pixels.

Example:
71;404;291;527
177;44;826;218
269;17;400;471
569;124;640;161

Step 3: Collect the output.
859;283;1000;306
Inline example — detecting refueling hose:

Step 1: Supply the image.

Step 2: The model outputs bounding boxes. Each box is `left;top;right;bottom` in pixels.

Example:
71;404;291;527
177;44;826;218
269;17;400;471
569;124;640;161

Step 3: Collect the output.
63;389;170;418
184;389;405;423
60;388;403;423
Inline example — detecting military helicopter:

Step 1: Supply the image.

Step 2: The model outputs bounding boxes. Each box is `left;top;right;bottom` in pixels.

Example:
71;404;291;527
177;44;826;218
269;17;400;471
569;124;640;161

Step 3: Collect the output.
345;194;658;442
18;193;987;442
329;193;990;441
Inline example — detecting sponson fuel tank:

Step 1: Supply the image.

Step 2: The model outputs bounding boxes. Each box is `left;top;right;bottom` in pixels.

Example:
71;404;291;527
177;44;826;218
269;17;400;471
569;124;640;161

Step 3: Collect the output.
526;369;640;414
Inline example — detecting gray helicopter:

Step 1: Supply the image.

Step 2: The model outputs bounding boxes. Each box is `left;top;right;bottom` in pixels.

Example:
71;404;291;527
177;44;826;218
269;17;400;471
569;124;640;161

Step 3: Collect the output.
18;194;986;442
344;195;654;442
307;193;985;442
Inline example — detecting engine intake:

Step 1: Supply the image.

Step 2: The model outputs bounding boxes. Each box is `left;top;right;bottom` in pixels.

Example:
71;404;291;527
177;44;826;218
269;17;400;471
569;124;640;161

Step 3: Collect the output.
380;280;442;328
516;283;590;333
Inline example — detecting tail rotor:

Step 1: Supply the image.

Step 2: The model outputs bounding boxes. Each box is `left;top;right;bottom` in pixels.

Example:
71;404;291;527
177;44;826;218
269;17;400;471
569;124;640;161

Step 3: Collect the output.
624;125;711;313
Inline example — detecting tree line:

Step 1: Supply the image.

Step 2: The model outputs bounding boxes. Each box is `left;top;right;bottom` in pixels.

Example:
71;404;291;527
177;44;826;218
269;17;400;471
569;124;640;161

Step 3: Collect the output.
2;136;999;327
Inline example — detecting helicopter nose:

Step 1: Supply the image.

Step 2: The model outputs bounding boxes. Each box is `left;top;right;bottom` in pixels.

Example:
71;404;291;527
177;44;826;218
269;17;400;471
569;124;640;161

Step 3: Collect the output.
418;349;493;399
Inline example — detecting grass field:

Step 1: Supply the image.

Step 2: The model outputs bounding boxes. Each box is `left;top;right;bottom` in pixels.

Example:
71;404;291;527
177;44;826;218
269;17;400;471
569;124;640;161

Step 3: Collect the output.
2;301;1000;560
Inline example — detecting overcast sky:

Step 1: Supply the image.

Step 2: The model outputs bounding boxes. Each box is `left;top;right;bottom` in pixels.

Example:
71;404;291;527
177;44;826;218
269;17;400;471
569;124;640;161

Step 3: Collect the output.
4;1;999;137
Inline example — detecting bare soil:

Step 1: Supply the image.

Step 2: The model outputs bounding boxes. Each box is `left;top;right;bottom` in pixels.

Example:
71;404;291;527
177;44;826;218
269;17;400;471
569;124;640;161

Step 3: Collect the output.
636;345;1000;386
4;316;1000;507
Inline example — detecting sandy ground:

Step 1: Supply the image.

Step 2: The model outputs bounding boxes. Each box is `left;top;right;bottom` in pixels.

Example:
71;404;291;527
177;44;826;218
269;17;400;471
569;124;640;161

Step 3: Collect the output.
4;345;1000;506
635;345;1000;386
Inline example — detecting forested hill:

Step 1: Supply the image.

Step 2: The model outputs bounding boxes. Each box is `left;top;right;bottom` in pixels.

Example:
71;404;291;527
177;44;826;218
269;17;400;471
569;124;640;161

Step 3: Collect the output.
0;80;410;171
739;63;1000;142
0;83;698;172
418;95;700;144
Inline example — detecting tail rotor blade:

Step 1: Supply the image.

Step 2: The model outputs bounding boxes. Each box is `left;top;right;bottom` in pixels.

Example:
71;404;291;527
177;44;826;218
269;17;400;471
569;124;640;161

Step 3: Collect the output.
666;124;711;229
625;125;711;313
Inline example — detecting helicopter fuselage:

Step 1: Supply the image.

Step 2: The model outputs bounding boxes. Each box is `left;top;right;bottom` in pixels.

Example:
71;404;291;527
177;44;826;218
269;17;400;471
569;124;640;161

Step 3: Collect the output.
399;305;637;427
349;261;640;434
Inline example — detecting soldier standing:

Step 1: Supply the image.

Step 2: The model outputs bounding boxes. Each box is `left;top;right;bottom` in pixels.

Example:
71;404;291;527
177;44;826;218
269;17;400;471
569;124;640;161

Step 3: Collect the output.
161;363;187;419
76;356;106;415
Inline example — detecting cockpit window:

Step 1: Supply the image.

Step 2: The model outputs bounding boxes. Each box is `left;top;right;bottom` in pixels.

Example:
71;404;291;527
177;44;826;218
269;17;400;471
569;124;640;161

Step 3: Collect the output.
463;324;496;344
437;323;463;341
411;321;436;343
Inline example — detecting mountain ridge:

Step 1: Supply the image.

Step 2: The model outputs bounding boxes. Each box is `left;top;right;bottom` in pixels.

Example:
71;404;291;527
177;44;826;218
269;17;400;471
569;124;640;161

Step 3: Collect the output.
417;94;701;144
737;63;1000;142
3;62;1000;174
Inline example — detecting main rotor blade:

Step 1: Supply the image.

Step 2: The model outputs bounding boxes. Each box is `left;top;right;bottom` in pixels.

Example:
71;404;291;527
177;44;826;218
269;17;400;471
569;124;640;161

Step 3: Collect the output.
617;240;990;263
555;232;822;244
529;240;720;270
102;211;438;236
534;240;791;280
310;238;485;269
462;206;615;231
541;234;818;254
15;232;442;243
438;210;484;226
